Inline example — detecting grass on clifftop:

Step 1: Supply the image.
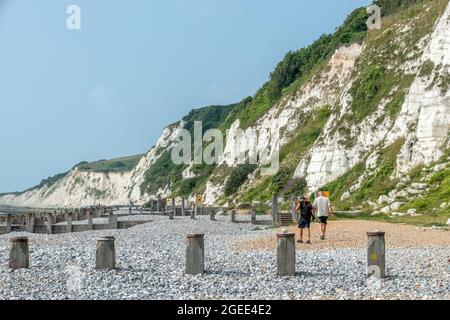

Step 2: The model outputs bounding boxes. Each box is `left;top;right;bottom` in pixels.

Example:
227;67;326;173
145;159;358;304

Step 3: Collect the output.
222;7;369;130
77;154;145;173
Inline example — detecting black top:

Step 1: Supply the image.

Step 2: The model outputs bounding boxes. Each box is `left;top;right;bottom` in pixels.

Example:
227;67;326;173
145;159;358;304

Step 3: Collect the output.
298;200;313;219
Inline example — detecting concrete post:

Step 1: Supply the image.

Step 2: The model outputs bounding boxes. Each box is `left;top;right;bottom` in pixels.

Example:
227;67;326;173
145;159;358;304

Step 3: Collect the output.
9;237;29;269
96;236;116;270
186;234;204;275
66;212;72;233
191;204;197;220
367;230;386;280
277;231;296;277
181;198;186;216
87;209;93;230
26;213;35;233
46;213;53;234
251;210;257;225
230;210;236;223
6;214;12;233
25;213;30;232
209;209;216;221
172;198;176;216
109;213;118;229
156;199;160;212
272;194;279;225
73;209;79;221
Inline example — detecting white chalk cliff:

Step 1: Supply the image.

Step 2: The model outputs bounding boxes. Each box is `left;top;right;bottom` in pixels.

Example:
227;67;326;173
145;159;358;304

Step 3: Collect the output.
1;0;449;208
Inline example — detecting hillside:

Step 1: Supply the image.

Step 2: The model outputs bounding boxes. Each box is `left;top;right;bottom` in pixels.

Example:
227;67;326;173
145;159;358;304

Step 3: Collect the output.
0;0;449;225
77;154;145;173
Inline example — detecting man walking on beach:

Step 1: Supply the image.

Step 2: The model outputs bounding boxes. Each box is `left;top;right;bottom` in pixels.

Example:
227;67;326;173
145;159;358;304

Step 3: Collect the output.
313;192;334;240
295;196;314;244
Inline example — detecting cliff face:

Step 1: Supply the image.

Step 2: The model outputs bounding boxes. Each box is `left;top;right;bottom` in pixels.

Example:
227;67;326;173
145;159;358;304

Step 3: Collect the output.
0;123;184;208
1;0;449;212
296;0;450;189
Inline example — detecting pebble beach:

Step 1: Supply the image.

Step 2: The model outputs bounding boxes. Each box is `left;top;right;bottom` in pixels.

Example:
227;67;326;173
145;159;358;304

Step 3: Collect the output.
0;215;448;300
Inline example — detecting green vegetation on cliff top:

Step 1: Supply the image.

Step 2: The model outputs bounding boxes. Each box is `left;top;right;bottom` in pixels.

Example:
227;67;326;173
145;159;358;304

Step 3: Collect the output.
223;7;369;130
77;154;145;173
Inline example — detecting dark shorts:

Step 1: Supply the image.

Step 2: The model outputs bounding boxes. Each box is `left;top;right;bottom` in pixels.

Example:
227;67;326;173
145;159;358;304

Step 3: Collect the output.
318;216;328;225
298;217;311;229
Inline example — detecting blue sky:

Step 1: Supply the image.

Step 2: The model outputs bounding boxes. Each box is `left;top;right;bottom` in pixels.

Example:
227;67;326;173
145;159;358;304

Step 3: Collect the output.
0;0;370;193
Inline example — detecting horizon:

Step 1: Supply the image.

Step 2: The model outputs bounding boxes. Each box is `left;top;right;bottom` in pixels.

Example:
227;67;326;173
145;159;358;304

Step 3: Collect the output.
0;0;370;193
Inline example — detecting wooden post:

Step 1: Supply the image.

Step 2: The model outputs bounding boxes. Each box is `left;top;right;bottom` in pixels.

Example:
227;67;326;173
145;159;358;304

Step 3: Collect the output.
73;209;79;221
251;210;257;225
230;210;236;223
277;231;296;277
46;213;53;234
26;213;35;233
66;212;73;233
181;198;186;216
87;209;93;230
272;194;279;226
109;212;118;229
191;204;197;220
6;214;12;233
9;237;29;269
367;230;386;280
186;234;204;275
96;236;116;270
